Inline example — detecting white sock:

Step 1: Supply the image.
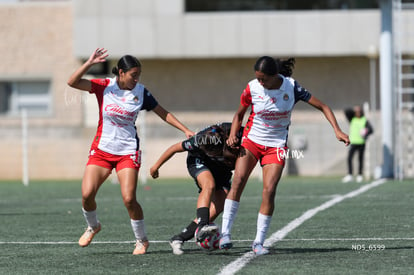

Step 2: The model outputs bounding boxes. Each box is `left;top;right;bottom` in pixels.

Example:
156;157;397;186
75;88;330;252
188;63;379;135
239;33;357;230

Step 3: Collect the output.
221;199;239;237
82;208;99;229
254;212;272;245
131;219;147;241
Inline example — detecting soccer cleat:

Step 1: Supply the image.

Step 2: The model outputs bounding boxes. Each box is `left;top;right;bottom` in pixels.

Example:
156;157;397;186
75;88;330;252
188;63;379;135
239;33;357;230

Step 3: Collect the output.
356;175;363;183
252;242;269;255
78;223;101;247
219;234;233;250
342;174;353;183
133;239;149;255
195;224;218;242
169;239;184;255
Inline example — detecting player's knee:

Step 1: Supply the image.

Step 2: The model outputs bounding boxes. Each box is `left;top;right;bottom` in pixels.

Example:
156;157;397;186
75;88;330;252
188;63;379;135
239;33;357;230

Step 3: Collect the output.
201;180;216;192
262;187;276;200
122;195;138;209
231;176;245;190
82;193;95;207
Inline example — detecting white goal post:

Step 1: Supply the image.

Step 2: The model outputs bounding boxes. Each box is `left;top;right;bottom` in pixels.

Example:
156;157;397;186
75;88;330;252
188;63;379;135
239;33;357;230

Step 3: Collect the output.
21;108;29;186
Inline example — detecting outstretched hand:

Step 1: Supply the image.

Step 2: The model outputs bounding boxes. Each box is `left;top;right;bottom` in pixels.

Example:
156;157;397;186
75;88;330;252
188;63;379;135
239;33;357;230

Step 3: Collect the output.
336;130;350;146
88;48;109;65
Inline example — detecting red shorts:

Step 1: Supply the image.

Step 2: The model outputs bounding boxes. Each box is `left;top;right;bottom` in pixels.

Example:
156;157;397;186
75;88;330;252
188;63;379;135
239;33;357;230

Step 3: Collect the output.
87;148;141;172
241;137;287;167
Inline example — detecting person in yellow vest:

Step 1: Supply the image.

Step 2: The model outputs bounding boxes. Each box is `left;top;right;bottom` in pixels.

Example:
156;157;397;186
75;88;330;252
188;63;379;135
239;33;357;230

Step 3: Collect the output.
342;105;373;183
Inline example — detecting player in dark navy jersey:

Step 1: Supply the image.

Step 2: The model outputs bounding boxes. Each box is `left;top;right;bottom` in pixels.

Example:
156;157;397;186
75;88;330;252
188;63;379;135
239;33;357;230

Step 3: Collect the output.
150;122;243;254
67;48;194;255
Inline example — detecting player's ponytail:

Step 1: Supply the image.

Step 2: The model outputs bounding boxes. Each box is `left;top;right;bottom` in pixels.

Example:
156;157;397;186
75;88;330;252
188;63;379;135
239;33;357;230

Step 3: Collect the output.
111;66;120;76
277;58;295;77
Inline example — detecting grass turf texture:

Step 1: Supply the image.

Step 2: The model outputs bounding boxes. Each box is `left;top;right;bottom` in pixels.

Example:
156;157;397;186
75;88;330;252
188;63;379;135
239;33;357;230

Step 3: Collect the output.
0;177;413;275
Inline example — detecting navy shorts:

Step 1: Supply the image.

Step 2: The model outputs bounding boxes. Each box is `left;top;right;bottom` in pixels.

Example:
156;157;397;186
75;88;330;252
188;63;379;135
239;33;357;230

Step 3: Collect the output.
186;155;232;192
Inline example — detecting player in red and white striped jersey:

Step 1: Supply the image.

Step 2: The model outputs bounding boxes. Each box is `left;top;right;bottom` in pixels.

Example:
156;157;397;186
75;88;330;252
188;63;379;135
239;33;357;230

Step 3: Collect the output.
220;56;349;255
67;48;194;255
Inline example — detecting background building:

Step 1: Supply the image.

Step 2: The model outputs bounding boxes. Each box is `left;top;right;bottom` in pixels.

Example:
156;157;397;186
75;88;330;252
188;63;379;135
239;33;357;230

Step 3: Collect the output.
0;0;413;181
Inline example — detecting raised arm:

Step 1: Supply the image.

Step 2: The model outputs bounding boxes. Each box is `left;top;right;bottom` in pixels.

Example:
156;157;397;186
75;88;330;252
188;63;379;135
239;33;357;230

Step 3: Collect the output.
152;104;195;138
67;48;109;91
307;95;350;146
150;142;185;178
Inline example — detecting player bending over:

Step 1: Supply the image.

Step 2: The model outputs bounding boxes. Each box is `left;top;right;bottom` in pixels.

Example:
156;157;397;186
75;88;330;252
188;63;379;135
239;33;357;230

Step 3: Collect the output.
150;122;243;255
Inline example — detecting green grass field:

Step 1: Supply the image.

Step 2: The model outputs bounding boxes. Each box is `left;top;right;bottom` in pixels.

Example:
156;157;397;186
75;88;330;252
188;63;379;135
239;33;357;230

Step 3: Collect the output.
0;177;413;275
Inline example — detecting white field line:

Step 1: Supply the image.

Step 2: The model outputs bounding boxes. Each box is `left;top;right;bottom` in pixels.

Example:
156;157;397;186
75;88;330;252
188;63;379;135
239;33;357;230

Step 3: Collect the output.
1;237;414;245
217;178;388;275
280;238;414;241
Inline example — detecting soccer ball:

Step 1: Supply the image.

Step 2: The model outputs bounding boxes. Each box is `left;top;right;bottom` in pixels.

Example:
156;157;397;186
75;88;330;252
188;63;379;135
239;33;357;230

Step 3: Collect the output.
195;224;221;251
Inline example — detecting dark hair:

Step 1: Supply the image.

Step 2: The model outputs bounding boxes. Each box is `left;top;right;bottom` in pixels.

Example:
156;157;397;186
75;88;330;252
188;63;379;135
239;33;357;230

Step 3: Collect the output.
198;125;225;157
254;56;295;77
111;55;141;76
277;58;295;77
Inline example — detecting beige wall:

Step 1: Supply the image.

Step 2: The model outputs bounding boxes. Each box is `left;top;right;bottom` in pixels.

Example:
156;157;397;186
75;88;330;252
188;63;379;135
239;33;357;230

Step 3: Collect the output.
0;2;88;180
73;0;384;58
0;2;82;127
136;56;376;112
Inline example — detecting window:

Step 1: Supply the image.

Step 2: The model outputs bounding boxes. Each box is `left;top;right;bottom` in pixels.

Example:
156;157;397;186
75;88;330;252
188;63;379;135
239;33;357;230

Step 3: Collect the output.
185;0;379;12
0;80;51;116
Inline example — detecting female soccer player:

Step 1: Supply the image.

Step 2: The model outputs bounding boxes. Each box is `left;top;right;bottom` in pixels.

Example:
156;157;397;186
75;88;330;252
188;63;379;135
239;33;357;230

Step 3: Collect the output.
150;122;243;255
67;48;194;255
220;56;350;255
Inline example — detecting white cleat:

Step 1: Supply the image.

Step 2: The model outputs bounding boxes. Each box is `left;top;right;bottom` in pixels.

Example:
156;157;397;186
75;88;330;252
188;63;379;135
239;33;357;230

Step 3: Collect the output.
252;242;269;255
342;174;353;183
219;234;233;250
169;240;184;255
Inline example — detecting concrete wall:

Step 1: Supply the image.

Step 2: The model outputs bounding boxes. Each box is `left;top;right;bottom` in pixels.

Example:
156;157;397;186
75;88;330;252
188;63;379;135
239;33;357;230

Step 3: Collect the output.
125;56;377;112
0;2;88;180
0;2;81;127
73;0;384;59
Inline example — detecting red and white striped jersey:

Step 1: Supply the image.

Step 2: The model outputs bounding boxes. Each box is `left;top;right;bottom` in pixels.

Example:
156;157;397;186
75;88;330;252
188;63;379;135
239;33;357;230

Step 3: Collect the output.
241;76;311;148
89;77;158;155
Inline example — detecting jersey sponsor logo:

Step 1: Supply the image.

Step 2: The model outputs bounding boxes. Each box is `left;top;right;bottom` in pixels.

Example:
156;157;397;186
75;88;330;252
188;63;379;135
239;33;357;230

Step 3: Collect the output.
256;110;290;121
105;103;135;117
